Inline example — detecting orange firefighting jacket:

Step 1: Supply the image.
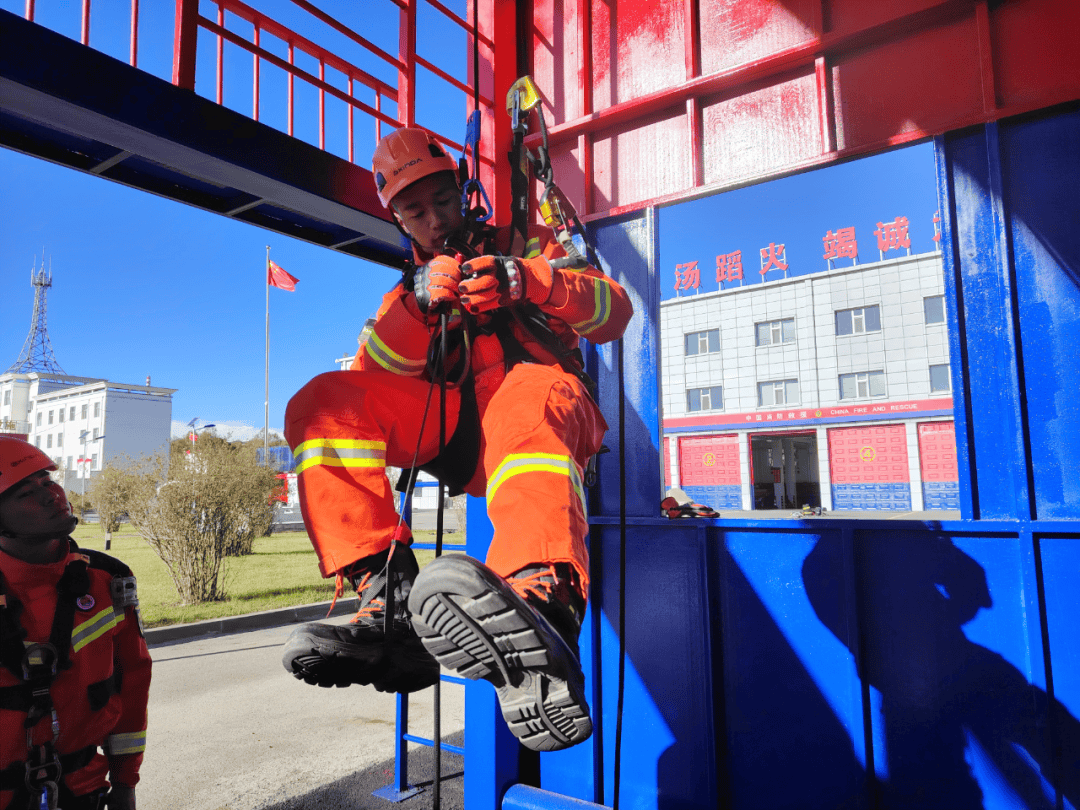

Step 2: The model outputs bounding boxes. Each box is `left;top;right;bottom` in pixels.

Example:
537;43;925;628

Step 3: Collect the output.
0;540;151;807
353;225;632;400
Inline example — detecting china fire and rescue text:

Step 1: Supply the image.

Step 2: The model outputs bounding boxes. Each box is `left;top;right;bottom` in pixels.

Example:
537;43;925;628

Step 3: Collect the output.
0;436;151;810
281;125;633;752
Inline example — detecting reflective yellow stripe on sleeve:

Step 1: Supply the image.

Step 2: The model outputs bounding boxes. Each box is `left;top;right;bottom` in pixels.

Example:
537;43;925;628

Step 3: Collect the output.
523;237;542;259
107;731;146;756
365;331;426;376
71;606;124;655
486;453;587;518
293;439;387;475
569;278;613;335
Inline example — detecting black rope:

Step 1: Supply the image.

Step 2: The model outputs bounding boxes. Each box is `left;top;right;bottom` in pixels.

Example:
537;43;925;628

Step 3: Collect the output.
431;307;452;810
612;335;627;810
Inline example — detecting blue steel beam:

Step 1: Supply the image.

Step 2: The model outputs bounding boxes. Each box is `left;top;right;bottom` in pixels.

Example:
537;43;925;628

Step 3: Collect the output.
0;9;409;269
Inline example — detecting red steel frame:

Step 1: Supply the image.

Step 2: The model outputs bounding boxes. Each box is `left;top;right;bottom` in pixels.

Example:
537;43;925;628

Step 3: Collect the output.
22;0;142;66
169;0;498;175
526;0;1080;222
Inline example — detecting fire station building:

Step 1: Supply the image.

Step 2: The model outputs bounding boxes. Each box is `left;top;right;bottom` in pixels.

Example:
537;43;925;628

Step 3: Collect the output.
660;248;958;513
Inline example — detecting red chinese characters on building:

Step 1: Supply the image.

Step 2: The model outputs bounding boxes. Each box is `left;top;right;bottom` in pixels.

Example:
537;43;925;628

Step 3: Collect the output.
759;242;788;276
823;227;858;261
716;251;743;284
874;216;911;253
674;261;700;291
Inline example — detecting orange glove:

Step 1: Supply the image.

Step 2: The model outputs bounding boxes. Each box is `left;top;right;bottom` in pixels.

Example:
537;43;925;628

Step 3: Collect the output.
413;255;463;314
458;255;554;314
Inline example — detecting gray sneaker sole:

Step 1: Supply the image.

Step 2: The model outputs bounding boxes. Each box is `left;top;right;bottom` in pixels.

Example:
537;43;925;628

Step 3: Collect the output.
408;555;592;752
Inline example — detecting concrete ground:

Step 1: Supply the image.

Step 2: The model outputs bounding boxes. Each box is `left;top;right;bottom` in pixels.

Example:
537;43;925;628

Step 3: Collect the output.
141;612;465;810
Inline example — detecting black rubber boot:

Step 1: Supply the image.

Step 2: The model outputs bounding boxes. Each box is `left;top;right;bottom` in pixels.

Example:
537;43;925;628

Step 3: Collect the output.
407;555;592;752
282;543;440;694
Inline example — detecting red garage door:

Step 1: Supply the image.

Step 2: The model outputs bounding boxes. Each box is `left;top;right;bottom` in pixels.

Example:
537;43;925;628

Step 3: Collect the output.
680;434;741;485
828;424;911;510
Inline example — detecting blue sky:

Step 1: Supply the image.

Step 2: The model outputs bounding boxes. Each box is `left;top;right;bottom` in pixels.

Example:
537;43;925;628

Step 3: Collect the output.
1;0;939;438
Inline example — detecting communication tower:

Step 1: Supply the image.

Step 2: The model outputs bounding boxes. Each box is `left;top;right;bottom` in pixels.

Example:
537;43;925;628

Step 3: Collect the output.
6;258;65;374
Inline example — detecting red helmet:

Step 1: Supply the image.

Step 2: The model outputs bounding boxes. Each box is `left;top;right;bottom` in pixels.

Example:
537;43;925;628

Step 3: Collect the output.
372;127;458;208
0;436;57;498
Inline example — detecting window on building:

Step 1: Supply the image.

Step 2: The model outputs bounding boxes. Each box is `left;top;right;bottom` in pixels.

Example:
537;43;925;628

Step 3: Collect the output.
67;456;73;469
57;433;63;447
69;406;75;420
58;409;64;423
35;438;40;447
36;413;42;427
839;370;887;399
835;305;881;336
92;428;99;440
930;363;952;392
924;295;946;325
686;386;724;412
48;410;54;425
93;402;101;418
2;390;9;406
684;329;720;356
81;404;88;419
46;435;52;449
757;379;799;407
755;318;796;347
91;454;98;468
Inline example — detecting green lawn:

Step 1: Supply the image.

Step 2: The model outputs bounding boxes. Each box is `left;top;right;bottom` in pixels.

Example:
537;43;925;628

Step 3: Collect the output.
70;523;464;629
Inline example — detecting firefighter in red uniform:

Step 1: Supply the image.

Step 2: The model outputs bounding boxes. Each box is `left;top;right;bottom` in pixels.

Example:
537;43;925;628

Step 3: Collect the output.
282;126;633;752
0;437;151;810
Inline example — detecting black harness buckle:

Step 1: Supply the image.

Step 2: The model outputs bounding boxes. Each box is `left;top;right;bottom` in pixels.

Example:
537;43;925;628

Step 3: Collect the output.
21;643;58;682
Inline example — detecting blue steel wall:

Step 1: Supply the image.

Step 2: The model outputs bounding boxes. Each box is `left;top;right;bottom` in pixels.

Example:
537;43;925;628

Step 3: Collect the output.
519;104;1079;810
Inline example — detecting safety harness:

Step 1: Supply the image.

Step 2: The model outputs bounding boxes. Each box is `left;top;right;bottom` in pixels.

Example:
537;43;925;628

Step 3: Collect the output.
0;545;133;810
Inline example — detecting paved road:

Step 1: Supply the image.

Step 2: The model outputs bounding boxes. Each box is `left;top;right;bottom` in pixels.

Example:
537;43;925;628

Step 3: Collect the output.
141;617;465;810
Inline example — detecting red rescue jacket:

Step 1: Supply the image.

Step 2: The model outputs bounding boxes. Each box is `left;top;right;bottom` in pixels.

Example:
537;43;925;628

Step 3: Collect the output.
0;540;151;806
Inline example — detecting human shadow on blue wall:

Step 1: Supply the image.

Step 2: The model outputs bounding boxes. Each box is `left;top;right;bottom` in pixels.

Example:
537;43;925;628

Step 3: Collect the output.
802;535;1079;809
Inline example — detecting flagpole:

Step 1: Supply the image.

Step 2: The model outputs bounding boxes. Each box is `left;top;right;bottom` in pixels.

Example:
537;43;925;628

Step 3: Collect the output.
265;245;270;467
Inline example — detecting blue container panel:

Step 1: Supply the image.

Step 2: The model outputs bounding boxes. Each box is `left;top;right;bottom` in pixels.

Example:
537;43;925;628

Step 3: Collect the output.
922;481;961;510
831;483;912;511
1002;109;1080;519
682;484;741;510
1039;535;1080;802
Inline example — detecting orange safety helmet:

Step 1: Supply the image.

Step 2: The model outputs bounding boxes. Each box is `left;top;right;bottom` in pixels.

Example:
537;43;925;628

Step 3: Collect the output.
372;127;458;208
0;436;57;498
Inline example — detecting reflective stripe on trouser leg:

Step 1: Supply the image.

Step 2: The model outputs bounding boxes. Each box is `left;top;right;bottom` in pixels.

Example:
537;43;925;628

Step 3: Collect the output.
478;364;607;595
285;370;461;576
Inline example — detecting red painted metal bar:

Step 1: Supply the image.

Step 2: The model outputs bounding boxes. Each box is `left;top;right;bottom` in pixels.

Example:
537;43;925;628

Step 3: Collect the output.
318;59;325;151
215;2;224;106
347;79;354;163
398;0;417;127
684;0;702;190
81;0;90;45
415;54;493;109
286;0;403;71
23;0;34;22
129;0;139;67
212;0;396;98
814;55;835;155
172;0;198;89
252;24;260;121
425;0;495;49
974;0;998;115
198;16;400;129
531;0;974;151
287;42;294;137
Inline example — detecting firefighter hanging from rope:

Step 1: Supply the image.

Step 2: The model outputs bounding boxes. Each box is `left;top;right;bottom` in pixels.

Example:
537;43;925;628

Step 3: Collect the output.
281;77;633;752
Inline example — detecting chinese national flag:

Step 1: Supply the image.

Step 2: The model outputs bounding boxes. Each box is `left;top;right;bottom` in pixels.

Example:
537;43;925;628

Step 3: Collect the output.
268;260;299;291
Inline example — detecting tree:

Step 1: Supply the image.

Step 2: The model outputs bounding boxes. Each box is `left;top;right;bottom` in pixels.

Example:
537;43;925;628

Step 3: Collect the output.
121;440;280;604
88;466;131;548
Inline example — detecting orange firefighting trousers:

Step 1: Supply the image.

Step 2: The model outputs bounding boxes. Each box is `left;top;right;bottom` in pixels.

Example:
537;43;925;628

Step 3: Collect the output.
284;362;607;593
